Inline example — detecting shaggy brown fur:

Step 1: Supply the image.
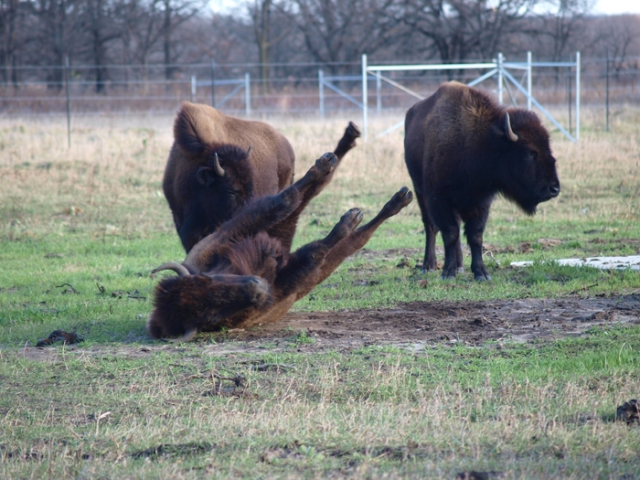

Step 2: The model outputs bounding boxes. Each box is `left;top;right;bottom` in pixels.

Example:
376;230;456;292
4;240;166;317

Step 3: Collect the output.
404;81;560;281
162;102;360;252
148;152;413;340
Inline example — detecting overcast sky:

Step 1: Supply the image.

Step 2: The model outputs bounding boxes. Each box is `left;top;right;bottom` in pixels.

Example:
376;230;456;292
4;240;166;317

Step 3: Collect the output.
210;0;640;16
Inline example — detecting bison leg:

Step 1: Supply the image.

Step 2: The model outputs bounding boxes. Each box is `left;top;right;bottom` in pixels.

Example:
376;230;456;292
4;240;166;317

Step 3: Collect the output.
215;153;337;242
269;123;361;251
413;187;438;273
294;187;413;299
274;208;364;298
333;121;361;160
266;151;341;249
463;202;492;281
429;201;463;280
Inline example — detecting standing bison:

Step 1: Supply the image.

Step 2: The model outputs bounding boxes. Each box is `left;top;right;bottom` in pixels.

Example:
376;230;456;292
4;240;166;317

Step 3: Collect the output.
148;152;413;340
404;81;560;281
163;102;360;252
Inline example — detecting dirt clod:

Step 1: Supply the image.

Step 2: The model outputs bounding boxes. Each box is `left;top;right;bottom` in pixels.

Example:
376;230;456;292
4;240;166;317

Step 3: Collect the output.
616;399;640;425
36;330;83;347
456;472;504;480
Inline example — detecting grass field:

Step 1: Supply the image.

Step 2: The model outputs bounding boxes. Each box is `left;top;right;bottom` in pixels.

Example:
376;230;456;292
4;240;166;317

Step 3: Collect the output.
1;107;640;478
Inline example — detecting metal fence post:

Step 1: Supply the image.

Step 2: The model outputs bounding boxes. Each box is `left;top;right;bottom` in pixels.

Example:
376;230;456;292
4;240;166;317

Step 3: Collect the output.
527;51;532;110
568;54;572;135
191;75;196;103
211;60;216;108
606;49;610;132
497;52;504;104
376;70;381;115
245;72;251;117
362;54;368;140
319;69;324;117
65;56;71;149
576;51;581;141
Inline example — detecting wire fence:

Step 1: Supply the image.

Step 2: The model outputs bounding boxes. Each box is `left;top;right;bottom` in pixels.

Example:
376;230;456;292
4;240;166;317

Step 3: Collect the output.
1;55;638;120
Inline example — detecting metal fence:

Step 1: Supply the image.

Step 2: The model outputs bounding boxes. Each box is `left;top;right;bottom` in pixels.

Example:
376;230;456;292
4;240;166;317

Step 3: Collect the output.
1;55;638;121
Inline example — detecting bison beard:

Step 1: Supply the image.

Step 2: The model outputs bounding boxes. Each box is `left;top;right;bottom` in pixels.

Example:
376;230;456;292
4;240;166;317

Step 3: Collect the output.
163;102;361;253
404;81;560;281
148;152;413;340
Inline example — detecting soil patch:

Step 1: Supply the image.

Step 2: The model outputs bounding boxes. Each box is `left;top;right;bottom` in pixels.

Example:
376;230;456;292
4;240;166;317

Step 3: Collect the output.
18;295;639;361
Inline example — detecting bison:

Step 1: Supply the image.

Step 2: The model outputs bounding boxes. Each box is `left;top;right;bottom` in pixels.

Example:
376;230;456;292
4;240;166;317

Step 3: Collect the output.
162;101;360;252
147;152;413;340
404;81;560;281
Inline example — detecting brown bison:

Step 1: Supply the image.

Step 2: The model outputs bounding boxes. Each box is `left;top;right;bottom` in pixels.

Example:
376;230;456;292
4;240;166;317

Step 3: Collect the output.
162;101;360;252
404;81;560;281
148;152;413;340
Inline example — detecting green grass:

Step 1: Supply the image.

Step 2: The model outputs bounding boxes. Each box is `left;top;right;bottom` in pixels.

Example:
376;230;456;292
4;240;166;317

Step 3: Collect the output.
1;111;640;478
1;330;640;478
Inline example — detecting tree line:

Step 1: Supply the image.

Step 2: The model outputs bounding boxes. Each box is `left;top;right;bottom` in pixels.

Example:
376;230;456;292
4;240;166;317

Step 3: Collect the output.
1;0;639;91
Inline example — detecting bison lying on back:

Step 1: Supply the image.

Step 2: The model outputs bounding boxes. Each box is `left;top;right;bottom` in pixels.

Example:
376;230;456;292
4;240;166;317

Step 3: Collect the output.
163;102;360;252
148;153;413;340
404;81;560;281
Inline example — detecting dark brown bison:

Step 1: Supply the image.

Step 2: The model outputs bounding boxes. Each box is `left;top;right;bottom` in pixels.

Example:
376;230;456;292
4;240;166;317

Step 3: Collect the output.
404;81;560;281
148;152;413;340
162;101;360;252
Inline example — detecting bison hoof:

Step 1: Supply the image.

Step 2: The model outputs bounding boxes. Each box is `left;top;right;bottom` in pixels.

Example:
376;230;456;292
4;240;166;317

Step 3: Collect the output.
345;122;361;139
341;208;363;230
332;208;363;240
474;273;492;282
314;152;338;176
383;187;413;216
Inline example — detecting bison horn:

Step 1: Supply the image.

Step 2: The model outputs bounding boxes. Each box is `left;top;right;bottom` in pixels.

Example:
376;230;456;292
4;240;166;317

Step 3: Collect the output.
246;145;252;157
213;152;225;177
150;262;191;278
505;112;519;142
169;328;198;343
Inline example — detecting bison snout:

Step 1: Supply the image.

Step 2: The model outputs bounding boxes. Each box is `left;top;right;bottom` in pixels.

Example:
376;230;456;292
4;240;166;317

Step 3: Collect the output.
547;183;560;199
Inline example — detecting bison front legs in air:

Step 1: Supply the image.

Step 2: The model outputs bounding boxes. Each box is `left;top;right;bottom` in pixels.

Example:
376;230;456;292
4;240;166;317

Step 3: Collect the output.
147;152;413;340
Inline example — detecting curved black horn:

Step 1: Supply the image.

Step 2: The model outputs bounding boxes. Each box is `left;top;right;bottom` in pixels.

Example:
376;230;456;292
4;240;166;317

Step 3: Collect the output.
505;112;519;142
150;262;191;278
213;152;225;177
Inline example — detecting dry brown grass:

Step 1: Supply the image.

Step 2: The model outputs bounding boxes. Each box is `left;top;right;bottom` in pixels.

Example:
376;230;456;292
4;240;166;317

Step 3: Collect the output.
2;105;638;243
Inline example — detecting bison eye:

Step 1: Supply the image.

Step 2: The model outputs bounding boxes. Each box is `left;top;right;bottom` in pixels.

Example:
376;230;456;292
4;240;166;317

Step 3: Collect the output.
528;149;538;161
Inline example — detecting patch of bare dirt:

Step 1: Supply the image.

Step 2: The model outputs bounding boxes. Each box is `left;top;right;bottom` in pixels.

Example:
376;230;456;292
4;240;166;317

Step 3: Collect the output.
239;294;640;349
15;295;640;360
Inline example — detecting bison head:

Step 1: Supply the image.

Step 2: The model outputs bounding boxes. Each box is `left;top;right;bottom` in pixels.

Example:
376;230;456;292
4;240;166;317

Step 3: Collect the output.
497;110;560;214
177;144;256;252
147;271;272;340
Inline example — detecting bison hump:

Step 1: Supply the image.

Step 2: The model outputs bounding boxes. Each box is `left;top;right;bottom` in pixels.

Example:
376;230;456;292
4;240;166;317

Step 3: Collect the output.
174;102;226;158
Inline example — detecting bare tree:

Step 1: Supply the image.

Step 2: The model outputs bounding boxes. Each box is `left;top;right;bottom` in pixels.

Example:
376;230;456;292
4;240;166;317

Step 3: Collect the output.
288;0;402;74
0;0;32;85
82;0;122;92
247;0;292;92
35;0;84;89
395;0;541;65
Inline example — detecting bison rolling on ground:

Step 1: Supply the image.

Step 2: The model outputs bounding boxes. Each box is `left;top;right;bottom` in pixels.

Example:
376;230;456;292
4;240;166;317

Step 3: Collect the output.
404;81;560;281
148;152;413;340
163;102;360;252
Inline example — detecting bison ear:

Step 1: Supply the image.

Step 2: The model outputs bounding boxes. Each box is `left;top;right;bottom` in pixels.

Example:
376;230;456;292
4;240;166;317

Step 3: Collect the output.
196;167;217;187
